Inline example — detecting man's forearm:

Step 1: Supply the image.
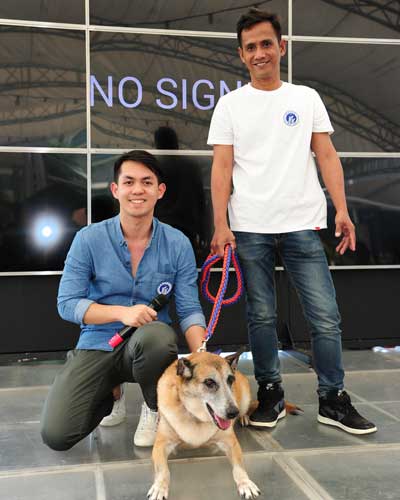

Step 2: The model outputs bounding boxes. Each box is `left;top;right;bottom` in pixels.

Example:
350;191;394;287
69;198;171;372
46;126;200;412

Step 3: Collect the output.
83;302;126;325
312;133;349;215
211;167;231;227
185;325;206;352
211;145;234;228
318;153;348;214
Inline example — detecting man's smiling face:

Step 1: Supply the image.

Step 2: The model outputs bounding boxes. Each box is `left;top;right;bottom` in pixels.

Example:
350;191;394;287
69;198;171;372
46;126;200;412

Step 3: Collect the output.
111;161;166;220
238;21;286;88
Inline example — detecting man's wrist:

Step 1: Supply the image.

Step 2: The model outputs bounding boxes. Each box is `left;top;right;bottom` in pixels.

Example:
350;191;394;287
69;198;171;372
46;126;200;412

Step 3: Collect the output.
214;219;230;229
336;208;349;217
113;305;128;323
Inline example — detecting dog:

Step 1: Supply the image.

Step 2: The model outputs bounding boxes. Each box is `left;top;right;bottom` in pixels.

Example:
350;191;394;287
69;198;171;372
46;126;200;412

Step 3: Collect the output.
147;350;261;500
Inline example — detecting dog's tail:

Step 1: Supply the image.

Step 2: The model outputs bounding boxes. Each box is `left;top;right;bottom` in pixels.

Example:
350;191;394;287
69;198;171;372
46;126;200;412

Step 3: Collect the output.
285;402;304;415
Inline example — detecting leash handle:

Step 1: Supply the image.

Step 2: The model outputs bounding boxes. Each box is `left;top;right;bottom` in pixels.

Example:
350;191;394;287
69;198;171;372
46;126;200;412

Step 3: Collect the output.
200;244;244;346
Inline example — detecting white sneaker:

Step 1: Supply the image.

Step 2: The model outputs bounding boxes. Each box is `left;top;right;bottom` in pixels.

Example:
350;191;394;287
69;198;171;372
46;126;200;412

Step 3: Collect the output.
133;402;159;447
100;386;127;427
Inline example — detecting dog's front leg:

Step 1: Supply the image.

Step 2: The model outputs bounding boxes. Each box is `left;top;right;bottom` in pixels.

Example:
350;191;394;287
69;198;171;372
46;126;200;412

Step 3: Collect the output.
147;433;175;500
217;432;260;499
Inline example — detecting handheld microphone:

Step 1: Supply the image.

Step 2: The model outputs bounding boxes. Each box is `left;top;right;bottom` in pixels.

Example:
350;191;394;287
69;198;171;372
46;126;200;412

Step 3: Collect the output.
108;294;169;349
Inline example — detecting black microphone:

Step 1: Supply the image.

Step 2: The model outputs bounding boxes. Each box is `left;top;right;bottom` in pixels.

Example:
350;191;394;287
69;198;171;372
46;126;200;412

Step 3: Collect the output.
108;294;169;348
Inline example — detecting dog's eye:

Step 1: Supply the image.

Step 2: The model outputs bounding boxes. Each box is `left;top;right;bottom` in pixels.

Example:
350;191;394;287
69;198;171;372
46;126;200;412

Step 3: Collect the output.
227;375;235;386
204;378;217;389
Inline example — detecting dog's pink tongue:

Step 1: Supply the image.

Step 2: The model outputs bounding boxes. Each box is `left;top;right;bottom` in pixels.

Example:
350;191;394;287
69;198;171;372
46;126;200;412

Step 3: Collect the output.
215;414;231;430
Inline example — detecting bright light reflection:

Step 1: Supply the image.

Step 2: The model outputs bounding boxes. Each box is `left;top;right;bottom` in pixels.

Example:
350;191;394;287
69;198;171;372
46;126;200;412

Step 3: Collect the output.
32;215;62;247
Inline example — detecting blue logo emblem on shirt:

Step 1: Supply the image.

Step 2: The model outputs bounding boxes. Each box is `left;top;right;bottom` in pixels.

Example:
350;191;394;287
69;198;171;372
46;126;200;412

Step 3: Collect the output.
157;282;173;295
283;111;299;126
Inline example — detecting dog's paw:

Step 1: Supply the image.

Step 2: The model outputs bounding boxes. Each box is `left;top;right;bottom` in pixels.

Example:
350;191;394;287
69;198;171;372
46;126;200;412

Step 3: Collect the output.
147;481;169;500
237;478;261;499
239;414;250;427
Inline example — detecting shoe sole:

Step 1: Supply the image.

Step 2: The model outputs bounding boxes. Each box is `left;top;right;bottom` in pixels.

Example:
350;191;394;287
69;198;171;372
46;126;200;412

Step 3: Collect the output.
133;435;156;447
99;414;126;427
318;415;377;435
249;408;286;428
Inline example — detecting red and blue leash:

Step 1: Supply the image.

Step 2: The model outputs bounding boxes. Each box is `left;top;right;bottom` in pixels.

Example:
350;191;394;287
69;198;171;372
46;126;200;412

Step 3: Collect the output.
199;244;244;351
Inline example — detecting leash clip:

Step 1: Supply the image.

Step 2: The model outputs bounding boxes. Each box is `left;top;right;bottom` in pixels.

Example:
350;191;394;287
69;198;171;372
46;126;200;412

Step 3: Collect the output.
197;340;207;352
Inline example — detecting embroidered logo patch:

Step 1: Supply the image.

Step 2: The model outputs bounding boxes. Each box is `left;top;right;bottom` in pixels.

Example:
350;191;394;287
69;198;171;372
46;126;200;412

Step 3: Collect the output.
283;111;299;126
157;281;173;295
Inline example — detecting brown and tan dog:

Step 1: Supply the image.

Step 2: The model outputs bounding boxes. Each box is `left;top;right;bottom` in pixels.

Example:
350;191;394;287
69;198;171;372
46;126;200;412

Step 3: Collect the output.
147;350;260;500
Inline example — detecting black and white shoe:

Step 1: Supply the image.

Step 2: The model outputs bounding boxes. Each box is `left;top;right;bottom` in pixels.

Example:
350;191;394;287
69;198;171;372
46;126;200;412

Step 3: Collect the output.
318;390;377;435
249;383;286;428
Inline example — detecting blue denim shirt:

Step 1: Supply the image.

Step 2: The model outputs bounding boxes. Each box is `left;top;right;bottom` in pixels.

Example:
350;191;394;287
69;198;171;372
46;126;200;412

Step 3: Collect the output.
57;216;206;351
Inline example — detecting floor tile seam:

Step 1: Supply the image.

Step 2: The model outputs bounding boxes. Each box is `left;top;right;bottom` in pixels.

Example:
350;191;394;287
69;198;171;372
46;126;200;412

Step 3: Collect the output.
274;456;334;500
95;467;107;500
282;352;313;370
282;367;400;376
1;443;400;479
346;389;400;422
260;442;400;458
345;368;400;374
0;385;50;392
246;428;285;452
1;366;398;391
0;460;144;479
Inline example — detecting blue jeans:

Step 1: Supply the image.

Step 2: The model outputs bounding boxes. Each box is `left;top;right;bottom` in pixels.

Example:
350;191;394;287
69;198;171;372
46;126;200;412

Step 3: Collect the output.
234;230;344;396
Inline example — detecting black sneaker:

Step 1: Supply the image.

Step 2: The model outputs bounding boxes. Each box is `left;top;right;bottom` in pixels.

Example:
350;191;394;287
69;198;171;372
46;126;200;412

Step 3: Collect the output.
249;383;286;428
318;390;377;435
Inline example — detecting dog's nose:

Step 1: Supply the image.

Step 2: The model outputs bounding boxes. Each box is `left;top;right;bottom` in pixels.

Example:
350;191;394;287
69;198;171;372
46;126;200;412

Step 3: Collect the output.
226;406;239;420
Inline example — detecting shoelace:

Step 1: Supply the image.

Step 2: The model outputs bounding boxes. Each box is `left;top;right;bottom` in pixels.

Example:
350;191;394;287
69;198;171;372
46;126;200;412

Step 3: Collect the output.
337;392;361;417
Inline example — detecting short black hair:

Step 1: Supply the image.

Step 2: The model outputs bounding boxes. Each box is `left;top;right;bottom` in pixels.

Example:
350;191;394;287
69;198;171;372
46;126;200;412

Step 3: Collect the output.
113;150;164;184
237;8;282;47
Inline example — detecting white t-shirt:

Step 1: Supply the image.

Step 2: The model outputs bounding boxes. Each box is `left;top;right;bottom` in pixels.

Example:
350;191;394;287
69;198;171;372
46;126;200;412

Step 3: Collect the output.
207;82;334;233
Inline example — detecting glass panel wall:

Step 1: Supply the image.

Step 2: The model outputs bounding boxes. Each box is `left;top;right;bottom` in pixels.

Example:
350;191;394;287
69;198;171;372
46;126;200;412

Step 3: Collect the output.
0;1;85;24
0;27;86;148
90;0;288;33
0;1;399;273
0;153;87;272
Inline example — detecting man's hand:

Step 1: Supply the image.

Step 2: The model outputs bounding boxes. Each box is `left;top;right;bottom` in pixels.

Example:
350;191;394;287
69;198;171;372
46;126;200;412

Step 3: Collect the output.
120;304;157;327
211;225;236;257
335;211;356;255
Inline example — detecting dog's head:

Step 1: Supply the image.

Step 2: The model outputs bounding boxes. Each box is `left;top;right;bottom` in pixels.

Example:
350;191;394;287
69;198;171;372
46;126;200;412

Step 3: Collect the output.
176;350;244;430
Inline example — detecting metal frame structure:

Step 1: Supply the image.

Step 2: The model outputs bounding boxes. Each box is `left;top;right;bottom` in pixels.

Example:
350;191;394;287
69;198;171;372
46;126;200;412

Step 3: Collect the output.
0;0;400;276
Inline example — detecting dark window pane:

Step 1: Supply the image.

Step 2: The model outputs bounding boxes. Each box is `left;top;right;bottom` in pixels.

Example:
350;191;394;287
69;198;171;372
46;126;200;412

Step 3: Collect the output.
90;0;288;34
92;153;213;266
0;153;87;272
293;42;400;152
90;33;288;149
320;158;400;266
0;0;85;24
0;27;86;147
293;0;400;39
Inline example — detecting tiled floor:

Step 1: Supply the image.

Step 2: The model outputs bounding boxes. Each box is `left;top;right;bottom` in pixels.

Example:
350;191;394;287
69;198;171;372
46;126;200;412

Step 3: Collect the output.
1;349;400;499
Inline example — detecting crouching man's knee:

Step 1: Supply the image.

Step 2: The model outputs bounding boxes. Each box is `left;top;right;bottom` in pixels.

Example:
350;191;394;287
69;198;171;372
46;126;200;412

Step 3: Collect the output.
40;407;83;451
40;423;75;451
131;322;178;363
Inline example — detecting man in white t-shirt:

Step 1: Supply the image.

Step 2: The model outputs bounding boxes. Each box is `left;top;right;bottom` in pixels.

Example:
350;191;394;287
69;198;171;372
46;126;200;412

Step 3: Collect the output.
207;8;376;435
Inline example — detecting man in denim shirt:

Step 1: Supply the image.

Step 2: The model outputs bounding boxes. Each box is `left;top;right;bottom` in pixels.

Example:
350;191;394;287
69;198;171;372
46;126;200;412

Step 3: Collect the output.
41;150;206;450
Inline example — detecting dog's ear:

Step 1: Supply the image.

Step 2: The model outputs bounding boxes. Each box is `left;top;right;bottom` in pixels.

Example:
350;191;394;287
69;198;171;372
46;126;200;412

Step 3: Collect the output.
177;357;194;379
224;347;246;371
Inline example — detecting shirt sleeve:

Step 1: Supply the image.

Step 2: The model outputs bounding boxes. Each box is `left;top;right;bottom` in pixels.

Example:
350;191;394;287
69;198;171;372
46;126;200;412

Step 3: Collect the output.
173;237;206;334
312;89;334;134
207;96;234;145
57;229;95;325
